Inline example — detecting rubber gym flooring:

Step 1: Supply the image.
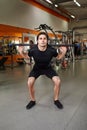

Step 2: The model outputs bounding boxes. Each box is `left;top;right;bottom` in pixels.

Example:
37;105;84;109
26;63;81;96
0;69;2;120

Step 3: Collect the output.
0;59;87;130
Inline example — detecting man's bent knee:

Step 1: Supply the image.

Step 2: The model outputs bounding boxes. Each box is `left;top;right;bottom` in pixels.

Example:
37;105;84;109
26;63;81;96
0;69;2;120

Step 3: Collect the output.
52;76;61;86
27;77;35;87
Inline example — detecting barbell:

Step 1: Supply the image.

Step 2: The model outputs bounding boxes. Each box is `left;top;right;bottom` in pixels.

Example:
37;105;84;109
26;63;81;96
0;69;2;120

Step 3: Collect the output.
9;43;74;47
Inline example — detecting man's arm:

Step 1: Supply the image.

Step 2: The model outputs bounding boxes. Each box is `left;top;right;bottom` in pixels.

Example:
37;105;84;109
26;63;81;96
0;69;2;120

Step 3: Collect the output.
57;47;67;60
18;46;30;59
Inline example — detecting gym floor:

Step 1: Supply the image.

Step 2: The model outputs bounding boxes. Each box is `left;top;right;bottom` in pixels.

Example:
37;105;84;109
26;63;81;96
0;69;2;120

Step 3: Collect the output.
0;59;87;130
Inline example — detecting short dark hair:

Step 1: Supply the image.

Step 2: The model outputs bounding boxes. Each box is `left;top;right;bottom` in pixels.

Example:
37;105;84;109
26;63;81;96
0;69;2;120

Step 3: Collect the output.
37;32;49;41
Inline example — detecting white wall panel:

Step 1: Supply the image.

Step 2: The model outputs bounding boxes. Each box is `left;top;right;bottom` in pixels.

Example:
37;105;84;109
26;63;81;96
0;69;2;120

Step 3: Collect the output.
0;0;68;31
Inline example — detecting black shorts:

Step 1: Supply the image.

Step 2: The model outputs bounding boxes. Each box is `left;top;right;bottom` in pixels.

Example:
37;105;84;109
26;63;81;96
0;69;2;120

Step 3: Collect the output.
28;67;58;79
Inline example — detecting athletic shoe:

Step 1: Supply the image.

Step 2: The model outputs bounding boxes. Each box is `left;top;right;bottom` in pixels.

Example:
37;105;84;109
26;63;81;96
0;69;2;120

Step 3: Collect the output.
26;101;36;109
54;100;63;109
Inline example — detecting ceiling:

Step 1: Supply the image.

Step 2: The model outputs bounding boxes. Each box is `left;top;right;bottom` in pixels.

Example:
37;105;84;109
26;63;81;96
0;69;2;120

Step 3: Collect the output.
35;0;87;21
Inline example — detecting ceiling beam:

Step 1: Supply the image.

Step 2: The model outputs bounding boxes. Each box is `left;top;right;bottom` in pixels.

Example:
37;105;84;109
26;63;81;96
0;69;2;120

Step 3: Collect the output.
55;0;73;4
73;26;87;30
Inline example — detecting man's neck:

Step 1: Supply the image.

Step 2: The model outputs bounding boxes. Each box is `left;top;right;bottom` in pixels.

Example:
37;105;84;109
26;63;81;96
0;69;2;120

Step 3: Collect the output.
38;45;47;51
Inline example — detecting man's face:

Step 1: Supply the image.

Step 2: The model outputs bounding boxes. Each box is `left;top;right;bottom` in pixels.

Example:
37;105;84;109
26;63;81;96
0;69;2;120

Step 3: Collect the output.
37;34;48;47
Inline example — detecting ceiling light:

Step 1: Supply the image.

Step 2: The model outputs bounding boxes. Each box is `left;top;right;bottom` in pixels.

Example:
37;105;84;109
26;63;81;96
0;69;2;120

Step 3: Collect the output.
55;4;58;8
45;0;52;4
71;15;75;19
75;1;81;7
74;0;81;7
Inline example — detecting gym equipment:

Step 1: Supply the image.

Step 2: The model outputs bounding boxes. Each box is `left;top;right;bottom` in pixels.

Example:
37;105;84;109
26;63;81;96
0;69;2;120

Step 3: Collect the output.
55;30;74;62
35;24;58;39
34;24;74;47
5;43;74;47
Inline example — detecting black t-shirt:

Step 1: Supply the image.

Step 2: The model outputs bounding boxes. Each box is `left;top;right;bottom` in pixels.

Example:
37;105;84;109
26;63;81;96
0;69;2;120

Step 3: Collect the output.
28;45;58;69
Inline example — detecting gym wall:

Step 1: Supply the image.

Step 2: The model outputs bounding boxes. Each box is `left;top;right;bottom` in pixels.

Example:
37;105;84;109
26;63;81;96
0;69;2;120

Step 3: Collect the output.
0;0;68;33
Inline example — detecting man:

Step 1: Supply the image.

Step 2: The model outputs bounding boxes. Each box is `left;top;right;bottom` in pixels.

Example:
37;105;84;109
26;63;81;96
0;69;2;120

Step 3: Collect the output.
18;32;67;109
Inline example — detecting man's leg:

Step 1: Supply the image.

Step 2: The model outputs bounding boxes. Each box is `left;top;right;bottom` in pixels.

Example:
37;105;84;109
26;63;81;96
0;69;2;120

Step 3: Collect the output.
52;76;63;109
52;76;61;101
26;77;36;109
27;77;36;101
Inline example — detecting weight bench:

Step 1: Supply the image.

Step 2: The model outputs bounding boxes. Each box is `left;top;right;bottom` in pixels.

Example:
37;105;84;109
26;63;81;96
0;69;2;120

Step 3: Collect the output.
0;57;8;70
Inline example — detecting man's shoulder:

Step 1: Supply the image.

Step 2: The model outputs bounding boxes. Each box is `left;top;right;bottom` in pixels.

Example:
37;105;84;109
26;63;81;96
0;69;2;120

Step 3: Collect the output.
47;45;56;50
28;44;37;56
30;44;37;50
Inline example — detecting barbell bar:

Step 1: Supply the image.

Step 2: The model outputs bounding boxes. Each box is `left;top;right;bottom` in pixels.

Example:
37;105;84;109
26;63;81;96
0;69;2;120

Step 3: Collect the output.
8;43;74;47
